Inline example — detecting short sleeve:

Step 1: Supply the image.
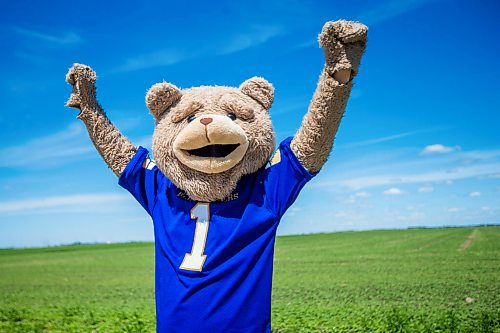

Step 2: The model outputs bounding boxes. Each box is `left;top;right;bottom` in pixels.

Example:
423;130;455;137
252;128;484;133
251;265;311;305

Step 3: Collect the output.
262;137;316;218
118;146;165;216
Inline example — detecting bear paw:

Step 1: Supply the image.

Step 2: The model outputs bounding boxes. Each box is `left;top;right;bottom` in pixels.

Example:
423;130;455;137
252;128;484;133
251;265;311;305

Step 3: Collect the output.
319;20;368;80
319;20;367;47
65;63;97;109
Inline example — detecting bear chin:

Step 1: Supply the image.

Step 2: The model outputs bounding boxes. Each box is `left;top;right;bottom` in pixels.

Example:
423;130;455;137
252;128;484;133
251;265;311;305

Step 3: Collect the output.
152;149;255;202
152;134;275;202
172;113;250;174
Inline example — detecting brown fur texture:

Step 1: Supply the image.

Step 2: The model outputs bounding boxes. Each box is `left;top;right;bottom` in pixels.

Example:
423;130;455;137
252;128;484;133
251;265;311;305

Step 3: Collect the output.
65;19;367;201
291;20;368;173
65;64;137;176
150;81;275;202
172;114;250;174
146;82;182;119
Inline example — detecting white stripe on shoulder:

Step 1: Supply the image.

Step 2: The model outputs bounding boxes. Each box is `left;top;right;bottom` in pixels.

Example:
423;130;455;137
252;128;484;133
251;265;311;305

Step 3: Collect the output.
265;149;281;169
142;157;156;170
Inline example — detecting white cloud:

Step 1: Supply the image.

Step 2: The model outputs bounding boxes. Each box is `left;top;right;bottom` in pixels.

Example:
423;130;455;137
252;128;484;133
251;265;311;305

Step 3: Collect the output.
341;195;357;205
112;25;285;73
345;130;424;148
0;124;93;168
217;25;284;55
334;211;349;218
113;49;187;73
469;191;481;197
394;211;426;222
0;193;128;213
286;206;302;217
421;144;461;155
13;26;82;45
294;39;317;50
383;188;402;195
340;191;372;205
418;186;434;193
359;0;435;25
447;207;462;213
0;120;153;169
296;0;436;49
315;159;500;191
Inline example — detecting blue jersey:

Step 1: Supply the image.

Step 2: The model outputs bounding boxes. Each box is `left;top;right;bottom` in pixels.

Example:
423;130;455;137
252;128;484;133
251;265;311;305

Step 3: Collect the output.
119;137;314;333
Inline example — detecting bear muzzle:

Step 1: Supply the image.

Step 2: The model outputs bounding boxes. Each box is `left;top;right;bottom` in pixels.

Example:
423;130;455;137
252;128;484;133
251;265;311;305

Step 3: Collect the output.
173;114;249;174
185;144;241;158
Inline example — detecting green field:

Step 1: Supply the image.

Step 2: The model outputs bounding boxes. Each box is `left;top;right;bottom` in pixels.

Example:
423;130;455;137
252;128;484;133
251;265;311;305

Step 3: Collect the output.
1;226;499;332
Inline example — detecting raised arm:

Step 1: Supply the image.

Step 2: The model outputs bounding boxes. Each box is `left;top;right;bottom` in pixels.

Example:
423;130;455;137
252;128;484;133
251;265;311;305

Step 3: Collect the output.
65;63;137;176
291;20;367;173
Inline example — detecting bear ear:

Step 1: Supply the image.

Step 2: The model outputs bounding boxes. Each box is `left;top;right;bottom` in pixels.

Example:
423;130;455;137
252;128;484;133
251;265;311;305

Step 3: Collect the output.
146;82;182;119
239;77;274;109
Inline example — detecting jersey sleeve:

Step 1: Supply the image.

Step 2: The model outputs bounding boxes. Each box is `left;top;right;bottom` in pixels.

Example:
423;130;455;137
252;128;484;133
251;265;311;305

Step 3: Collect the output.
262;137;316;218
118;146;165;216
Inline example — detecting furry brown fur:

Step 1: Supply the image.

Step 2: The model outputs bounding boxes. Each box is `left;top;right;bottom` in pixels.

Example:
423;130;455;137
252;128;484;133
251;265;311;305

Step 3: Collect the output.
151;81;275;201
291;20;367;173
65;19;367;200
66;64;137;176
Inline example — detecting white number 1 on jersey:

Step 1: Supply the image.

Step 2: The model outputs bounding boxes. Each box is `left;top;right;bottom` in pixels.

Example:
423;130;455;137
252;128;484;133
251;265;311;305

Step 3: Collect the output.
179;203;210;272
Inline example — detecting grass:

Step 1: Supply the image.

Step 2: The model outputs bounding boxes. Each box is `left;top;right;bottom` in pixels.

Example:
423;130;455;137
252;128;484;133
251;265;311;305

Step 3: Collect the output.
0;226;498;332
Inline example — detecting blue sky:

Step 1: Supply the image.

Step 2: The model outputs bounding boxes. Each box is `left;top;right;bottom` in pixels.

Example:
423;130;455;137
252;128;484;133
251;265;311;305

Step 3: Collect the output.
0;0;499;248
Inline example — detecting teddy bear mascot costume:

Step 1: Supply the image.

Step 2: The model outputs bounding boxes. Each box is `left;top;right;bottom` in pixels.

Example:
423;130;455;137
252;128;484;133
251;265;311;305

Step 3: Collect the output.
65;20;367;333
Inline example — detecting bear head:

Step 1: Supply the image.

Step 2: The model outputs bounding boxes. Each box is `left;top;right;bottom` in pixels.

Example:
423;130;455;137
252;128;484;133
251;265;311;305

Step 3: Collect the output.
146;77;276;202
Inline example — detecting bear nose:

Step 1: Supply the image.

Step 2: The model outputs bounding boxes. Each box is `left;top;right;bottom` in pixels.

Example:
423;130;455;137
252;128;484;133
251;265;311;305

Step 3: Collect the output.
200;117;213;125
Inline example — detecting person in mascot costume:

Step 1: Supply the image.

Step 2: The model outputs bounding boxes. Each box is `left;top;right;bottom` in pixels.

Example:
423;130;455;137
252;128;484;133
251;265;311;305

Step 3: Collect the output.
65;19;367;333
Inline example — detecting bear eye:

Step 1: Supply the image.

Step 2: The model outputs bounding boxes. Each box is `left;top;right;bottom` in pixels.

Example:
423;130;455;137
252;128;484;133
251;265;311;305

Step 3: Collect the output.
227;113;237;121
187;114;196;123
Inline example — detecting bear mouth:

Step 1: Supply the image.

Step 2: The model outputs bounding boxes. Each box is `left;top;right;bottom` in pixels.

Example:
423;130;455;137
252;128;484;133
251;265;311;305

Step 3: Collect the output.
185;144;240;158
